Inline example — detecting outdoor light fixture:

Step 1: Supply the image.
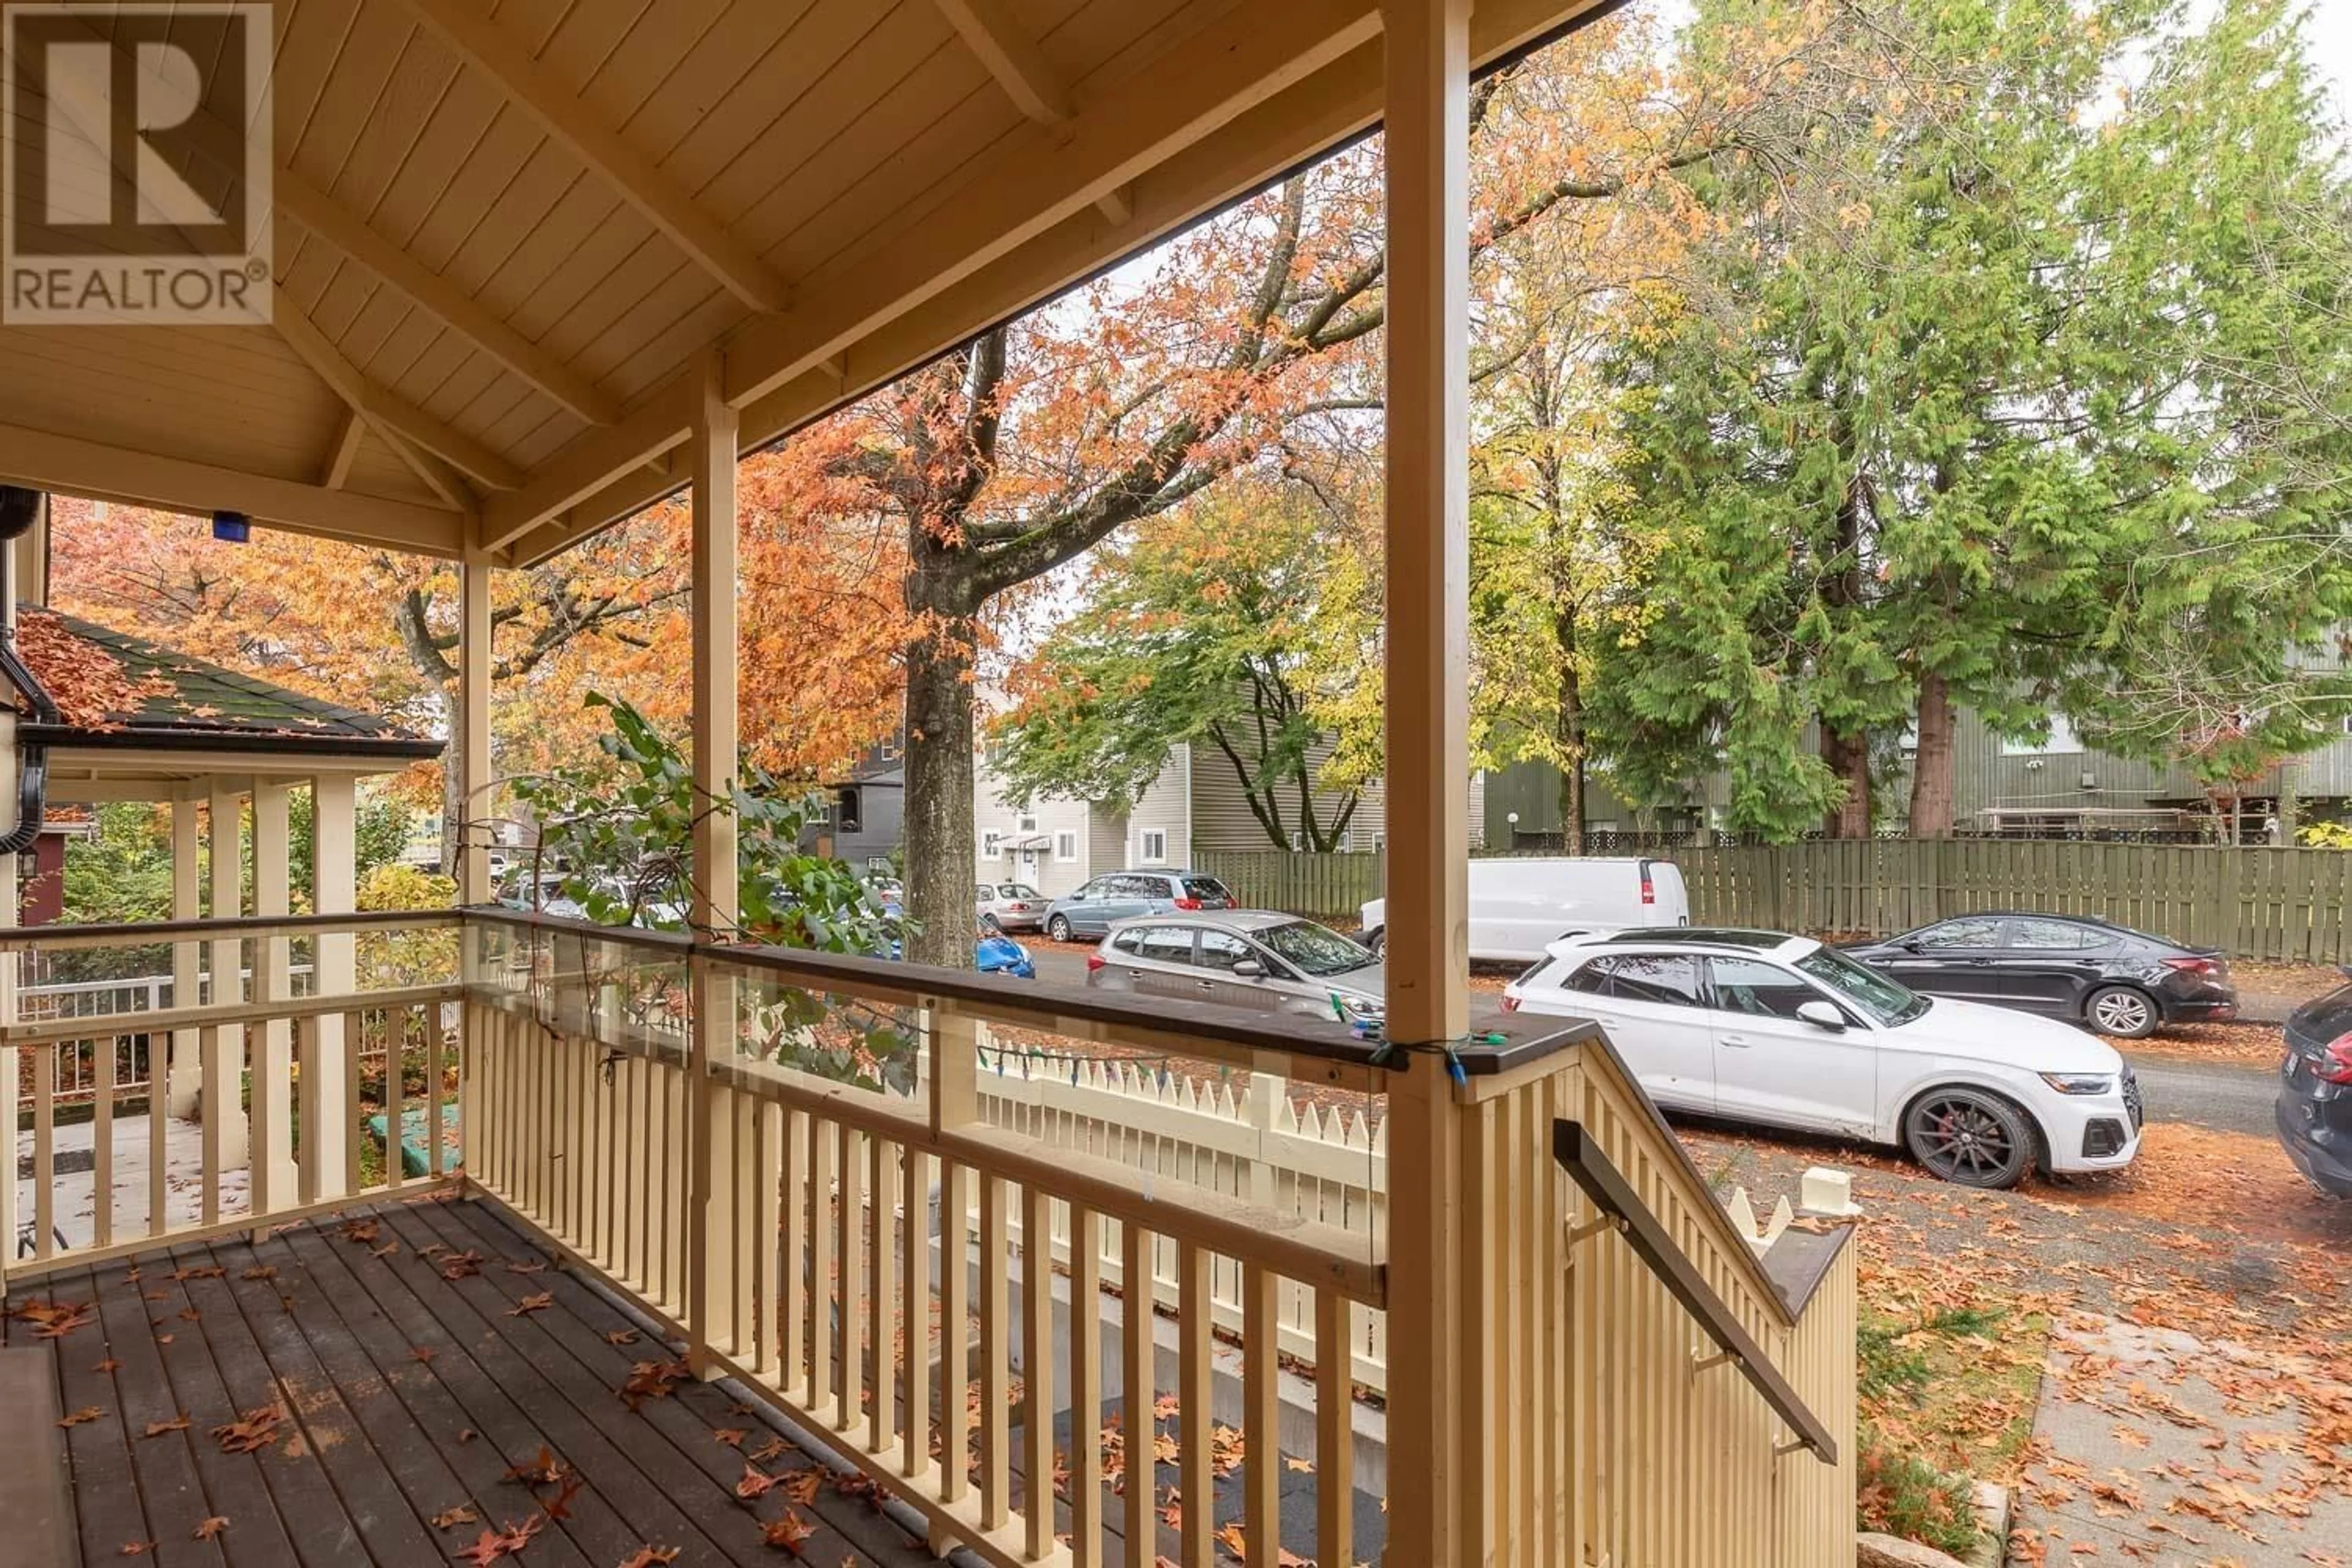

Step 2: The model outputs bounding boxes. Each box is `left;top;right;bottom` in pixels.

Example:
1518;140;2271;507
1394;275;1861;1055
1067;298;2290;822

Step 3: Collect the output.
211;510;251;542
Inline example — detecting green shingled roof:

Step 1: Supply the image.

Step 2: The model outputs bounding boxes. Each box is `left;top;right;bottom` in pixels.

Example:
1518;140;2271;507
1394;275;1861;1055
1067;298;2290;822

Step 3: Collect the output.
17;608;442;760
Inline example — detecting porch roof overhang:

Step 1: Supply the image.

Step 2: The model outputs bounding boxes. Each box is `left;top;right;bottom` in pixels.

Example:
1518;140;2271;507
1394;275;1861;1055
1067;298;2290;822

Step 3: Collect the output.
0;0;1613;569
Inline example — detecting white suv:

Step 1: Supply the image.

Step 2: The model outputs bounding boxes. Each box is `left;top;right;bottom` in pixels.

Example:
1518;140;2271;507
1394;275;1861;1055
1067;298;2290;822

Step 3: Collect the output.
1505;927;2142;1188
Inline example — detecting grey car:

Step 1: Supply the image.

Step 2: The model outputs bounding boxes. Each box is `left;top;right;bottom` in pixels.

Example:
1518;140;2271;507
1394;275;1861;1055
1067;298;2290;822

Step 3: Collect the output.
1084;911;1385;1029
1041;870;1237;942
975;881;1049;932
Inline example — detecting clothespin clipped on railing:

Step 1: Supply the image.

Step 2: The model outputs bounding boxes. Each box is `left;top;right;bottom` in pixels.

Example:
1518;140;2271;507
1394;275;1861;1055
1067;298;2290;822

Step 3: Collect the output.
1724;1186;1793;1255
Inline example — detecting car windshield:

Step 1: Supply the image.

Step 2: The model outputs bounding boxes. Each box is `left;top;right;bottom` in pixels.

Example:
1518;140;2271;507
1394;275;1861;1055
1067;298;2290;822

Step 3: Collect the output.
1796;946;1929;1027
1255;920;1376;977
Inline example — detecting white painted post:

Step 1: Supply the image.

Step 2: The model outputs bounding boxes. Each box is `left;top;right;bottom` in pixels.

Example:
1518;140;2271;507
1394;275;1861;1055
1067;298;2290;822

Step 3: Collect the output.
251;777;296;1205
311;774;357;1197
687;350;741;1374
206;782;249;1170
167;794;202;1115
1380;1;1474;1562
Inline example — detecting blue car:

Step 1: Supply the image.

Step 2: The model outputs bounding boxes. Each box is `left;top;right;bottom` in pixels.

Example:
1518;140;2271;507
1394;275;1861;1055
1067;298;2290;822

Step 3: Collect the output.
874;893;1036;978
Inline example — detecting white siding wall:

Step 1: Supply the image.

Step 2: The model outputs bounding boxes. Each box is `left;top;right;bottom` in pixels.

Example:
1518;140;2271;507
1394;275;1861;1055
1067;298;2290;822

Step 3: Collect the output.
971;761;1093;898
1127;745;1193;867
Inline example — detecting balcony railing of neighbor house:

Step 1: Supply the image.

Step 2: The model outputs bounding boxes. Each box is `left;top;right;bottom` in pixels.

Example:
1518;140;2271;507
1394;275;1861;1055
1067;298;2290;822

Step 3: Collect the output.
2;905;1858;1568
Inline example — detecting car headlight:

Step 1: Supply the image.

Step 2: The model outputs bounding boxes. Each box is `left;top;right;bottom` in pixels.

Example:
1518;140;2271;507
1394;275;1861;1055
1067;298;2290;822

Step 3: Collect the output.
1338;995;1384;1021
2038;1072;2116;1096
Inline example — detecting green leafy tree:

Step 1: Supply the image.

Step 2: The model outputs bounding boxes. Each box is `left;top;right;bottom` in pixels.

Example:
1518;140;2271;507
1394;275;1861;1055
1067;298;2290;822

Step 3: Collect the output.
1598;0;2352;839
512;695;914;1090
992;480;1382;851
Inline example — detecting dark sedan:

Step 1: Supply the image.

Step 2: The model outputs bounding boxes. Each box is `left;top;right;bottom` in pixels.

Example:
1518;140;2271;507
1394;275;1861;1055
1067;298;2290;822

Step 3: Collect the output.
2278;979;2352;1196
1843;913;2236;1039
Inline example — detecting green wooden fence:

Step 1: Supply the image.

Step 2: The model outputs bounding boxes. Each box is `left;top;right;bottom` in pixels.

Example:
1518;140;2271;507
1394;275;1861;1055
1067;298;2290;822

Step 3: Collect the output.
1192;850;1387;922
1196;841;2352;963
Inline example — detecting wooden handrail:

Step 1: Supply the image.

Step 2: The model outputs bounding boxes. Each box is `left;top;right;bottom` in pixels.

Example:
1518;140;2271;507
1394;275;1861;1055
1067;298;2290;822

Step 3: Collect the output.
1552;1118;1838;1463
0;908;454;952
0;984;462;1045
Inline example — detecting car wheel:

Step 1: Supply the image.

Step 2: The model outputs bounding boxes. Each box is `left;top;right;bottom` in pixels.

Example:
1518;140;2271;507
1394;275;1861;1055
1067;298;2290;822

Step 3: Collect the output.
1903;1087;2037;1188
1046;915;1072;944
2085;985;2158;1039
1364;927;1385;958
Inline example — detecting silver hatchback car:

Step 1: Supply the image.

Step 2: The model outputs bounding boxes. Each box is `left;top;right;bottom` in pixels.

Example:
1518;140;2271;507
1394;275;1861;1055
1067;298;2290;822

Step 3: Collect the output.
1085;910;1385;1030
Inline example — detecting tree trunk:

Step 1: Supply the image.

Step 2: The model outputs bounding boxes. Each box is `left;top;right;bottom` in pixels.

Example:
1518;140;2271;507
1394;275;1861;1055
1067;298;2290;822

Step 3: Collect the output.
1556;646;1585;856
1822;726;1872;839
1908;673;1956;839
903;528;979;968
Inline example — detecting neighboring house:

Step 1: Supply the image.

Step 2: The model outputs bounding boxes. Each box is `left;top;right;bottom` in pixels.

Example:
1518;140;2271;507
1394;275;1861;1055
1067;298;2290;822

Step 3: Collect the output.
976;741;1483;892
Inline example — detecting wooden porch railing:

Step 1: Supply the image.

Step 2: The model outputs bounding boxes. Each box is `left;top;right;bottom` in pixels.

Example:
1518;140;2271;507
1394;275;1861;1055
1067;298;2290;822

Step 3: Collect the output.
0;907;1860;1568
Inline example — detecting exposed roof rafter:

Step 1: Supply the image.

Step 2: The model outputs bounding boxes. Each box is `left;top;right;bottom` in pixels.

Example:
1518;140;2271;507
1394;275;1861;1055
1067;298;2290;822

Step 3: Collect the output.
394;0;793;314
321;411;366;491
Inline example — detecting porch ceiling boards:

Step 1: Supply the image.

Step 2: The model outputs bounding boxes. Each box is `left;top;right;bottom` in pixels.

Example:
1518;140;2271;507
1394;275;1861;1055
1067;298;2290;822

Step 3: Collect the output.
0;0;1608;568
9;1195;941;1568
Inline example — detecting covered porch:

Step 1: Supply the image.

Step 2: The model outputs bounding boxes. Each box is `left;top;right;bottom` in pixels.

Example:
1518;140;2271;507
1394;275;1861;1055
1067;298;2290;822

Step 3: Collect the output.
0;1;1860;1564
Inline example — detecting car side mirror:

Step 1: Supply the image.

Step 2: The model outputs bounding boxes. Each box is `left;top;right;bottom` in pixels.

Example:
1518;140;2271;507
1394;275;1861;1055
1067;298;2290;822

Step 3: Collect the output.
1796;999;1847;1031
1900;940;1924;954
1232;959;1265;979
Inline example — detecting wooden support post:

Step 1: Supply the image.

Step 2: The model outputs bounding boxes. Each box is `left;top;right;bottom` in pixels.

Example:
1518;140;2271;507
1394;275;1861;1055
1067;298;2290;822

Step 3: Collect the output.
167;795;202;1116
206;782;249;1172
251;777;296;1216
1379;1;1473;1563
312;774;358;1197
686;350;741;1378
458;551;495;906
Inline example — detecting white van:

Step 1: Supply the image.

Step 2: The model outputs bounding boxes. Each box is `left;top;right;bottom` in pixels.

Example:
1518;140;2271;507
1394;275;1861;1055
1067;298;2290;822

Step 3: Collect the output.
1358;857;1690;962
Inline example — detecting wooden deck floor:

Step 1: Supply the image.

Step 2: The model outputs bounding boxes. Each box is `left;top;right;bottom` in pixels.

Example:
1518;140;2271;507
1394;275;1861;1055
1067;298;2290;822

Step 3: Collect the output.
4;1195;945;1568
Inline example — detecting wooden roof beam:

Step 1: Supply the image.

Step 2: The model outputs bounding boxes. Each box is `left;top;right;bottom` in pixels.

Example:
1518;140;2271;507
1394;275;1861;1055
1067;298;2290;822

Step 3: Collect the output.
0;423;467;558
321;412;366;491
934;0;1133;224
274;171;623;428
394;0;792;315
271;288;514;503
491;0;1604;560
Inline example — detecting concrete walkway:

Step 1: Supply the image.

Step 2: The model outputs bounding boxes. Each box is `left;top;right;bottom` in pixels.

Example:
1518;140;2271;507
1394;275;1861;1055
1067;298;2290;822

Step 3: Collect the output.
13;1112;252;1253
2010;1316;2352;1566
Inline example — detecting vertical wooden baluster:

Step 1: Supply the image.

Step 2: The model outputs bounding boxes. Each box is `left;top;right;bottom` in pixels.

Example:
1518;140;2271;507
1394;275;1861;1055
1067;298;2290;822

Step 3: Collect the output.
807;1116;836;1420
666;1061;687;1311
838;1124;866;1431
1316;1291;1355;1568
870;1132;897;1455
385;1007;409;1193
734;1089;758;1361
900;1144;932;1480
1122;1219;1154;1568
626;1054;648;1287
600;1044;622;1269
1243;1264;1278;1568
344;1011;364;1195
754;1099;780;1381
426;1006;447;1178
1022;1184;1057;1562
939;1159;974;1512
147;1030;168;1238
979;1175;1011;1532
92;1033;115;1250
1069;1207;1103;1568
780;1107;808;1401
1178;1245;1213;1568
32;1046;55;1259
293;1015;318;1205
649;1050;669;1303
198;1026;224;1227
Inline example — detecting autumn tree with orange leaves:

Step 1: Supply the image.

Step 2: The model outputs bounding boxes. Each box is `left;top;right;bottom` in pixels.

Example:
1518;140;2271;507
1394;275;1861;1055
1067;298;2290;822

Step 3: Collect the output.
801;5;1902;963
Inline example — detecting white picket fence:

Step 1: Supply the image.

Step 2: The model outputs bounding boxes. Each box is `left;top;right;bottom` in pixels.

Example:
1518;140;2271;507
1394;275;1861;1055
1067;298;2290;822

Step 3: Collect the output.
970;1041;1392;1392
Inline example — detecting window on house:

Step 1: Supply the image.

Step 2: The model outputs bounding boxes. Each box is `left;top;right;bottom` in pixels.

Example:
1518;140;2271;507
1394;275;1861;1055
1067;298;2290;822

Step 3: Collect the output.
1371;832;1387;853
1335;829;1352;853
1139;829;1167;864
2002;715;2082;755
1018;813;1039;834
981;831;1002;858
1288;831;1304;851
1055;830;1077;861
